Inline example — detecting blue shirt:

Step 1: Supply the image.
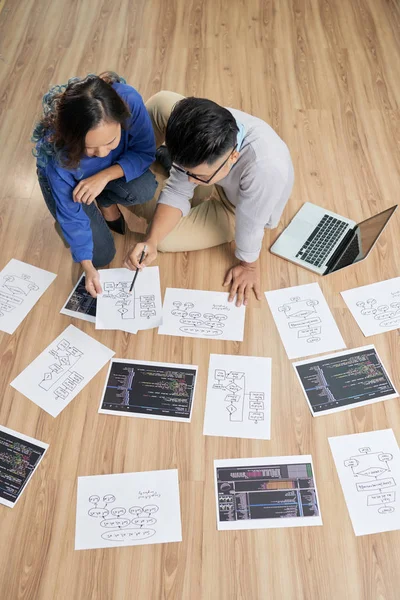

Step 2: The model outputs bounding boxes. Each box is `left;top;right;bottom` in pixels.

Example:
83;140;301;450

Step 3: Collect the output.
38;83;156;262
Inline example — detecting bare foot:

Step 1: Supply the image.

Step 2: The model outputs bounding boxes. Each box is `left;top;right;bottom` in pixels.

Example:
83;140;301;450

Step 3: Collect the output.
99;204;120;221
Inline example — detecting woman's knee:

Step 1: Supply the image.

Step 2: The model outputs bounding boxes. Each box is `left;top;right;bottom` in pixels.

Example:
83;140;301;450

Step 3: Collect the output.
92;239;116;268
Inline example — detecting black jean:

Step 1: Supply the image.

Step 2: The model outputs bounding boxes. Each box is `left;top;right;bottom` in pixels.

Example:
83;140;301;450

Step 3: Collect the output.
37;169;157;267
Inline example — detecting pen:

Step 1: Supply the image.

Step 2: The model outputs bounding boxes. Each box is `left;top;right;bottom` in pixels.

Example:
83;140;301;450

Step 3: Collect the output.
129;245;147;293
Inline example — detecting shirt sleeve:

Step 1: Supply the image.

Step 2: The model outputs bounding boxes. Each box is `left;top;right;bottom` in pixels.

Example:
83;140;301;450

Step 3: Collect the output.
235;159;294;263
157;167;197;216
45;163;94;263
116;90;156;182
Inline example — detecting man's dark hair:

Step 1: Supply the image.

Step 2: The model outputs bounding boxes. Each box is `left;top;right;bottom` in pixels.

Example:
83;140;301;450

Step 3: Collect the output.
165;97;239;168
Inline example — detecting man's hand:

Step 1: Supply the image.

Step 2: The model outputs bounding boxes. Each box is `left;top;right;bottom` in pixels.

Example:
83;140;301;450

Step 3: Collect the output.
124;240;158;271
82;261;102;298
73;171;110;204
223;260;261;307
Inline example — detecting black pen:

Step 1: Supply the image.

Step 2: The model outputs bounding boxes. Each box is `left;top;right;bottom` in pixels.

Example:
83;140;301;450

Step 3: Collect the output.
129;245;147;293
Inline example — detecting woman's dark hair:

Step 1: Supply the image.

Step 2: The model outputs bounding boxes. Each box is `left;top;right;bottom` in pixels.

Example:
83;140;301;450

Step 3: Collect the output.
165;97;239;168
32;72;130;169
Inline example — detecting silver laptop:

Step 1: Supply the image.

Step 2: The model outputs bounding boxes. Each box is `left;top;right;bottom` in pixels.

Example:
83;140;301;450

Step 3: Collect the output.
270;202;397;275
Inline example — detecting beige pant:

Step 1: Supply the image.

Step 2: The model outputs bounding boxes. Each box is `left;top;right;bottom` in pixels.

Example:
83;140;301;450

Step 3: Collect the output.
144;91;236;253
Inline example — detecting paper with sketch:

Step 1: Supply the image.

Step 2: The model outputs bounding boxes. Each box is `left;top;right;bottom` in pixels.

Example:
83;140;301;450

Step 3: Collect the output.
10;324;114;417
203;354;271;440
158;288;246;341
214;455;322;530
341;277;400;337
0;259;56;334
75;469;182;550
0;425;48;508
96;267;162;333
265;282;346;359
60;274;96;323
293;345;398;417
329;429;400;536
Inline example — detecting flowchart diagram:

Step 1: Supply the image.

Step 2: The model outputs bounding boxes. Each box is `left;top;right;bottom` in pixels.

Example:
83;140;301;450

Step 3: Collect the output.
212;368;265;425
355;296;400;330
39;339;84;401
102;281;157;322
344;446;396;514
278;296;322;344
170;300;228;337
0;272;39;318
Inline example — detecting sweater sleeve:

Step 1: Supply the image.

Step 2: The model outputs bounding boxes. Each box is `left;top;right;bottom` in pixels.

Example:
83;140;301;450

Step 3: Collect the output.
156;167;197;216
116;89;156;182
235;159;294;263
45;163;94;263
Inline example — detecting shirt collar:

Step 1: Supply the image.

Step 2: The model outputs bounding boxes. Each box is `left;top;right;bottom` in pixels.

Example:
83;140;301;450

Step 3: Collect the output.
236;120;246;151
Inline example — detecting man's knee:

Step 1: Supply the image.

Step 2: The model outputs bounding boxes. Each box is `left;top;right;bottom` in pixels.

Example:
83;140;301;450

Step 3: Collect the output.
146;90;185;131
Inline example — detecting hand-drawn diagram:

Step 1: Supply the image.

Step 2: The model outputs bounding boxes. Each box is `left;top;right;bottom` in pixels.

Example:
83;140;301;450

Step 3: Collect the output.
344;447;396;514
212;369;264;424
355;294;400;330
170;300;228;337
39;339;84;401
102;282;156;322
0;272;39;318
87;494;160;543
278;296;322;343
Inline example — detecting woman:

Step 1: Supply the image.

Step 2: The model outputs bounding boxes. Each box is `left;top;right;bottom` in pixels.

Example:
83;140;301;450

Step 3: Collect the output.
33;72;157;297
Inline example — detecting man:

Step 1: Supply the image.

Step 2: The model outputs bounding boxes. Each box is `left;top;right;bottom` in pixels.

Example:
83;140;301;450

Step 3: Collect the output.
124;91;294;307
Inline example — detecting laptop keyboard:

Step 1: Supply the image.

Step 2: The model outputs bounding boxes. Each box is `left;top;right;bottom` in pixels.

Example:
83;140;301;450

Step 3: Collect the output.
295;214;348;267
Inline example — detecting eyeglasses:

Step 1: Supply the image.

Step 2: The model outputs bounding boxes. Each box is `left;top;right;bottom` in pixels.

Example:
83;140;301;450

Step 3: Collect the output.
173;148;236;184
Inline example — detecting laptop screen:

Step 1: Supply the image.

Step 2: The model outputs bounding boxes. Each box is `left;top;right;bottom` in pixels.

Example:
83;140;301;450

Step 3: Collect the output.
327;205;397;273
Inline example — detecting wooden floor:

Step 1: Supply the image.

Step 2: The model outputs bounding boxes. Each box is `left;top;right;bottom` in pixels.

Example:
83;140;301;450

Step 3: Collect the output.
0;0;399;598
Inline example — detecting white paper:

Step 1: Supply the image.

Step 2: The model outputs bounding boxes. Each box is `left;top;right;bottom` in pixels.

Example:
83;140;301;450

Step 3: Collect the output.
341;277;400;337
10;324;115;417
203;354;271;440
329;429;400;536
265;282;346;359
214;455;322;530
96;267;162;333
0;425;48;508
158;288;246;341
60;274;96;323
0;259;56;334
75;469;182;550
98;359;198;422
293;345;398;417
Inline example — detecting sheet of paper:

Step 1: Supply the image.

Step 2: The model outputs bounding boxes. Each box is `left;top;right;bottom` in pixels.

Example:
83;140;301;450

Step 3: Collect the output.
10;324;114;417
158;288;246;341
293;345;398;416
75;469;182;550
214;455;322;530
96;267;162;333
0;425;48;508
329;429;400;536
60;274;96;323
203;354;271;440
341;277;400;337
265;282;345;359
0;259;56;334
99;359;198;422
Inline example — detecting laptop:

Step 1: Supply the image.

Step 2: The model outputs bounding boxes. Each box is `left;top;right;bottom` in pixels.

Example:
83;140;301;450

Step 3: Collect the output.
270;203;397;275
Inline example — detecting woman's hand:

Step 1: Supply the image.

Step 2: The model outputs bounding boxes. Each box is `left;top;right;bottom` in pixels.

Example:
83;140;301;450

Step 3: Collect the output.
124;240;157;271
81;261;102;298
73;171;110;205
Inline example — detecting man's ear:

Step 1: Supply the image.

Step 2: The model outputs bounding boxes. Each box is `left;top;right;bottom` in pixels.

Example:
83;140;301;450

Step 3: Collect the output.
230;150;240;164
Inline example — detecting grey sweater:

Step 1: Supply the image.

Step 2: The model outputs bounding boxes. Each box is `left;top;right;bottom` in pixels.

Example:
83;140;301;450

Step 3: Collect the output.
157;107;294;263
